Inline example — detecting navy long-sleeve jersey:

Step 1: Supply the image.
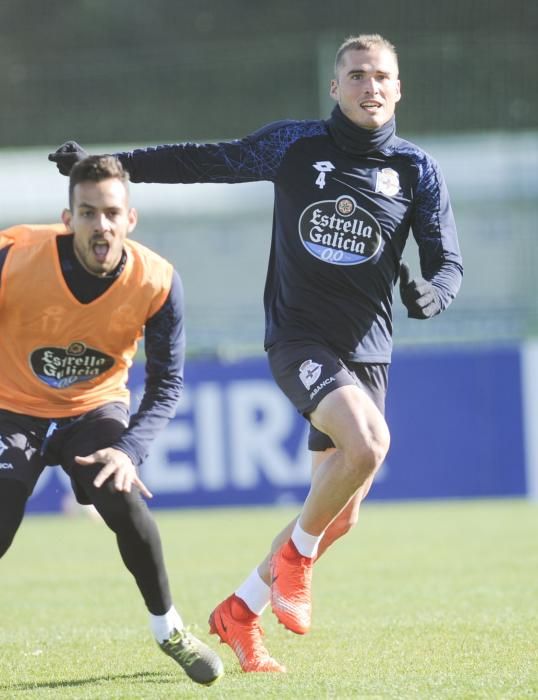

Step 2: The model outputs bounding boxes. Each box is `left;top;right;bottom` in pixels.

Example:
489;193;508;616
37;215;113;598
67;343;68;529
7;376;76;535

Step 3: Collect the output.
118;118;463;362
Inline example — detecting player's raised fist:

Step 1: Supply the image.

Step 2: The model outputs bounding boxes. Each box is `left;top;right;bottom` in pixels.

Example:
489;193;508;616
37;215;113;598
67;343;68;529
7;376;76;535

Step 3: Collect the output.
399;261;441;320
48;140;88;175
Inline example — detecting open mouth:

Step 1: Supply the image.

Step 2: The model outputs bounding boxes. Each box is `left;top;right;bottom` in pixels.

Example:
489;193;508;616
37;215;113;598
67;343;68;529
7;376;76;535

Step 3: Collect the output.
92;241;110;263
360;101;382;112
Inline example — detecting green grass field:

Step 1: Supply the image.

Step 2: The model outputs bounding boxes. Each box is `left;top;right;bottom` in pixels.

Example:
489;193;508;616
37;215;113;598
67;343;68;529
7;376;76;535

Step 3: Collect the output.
1;499;537;699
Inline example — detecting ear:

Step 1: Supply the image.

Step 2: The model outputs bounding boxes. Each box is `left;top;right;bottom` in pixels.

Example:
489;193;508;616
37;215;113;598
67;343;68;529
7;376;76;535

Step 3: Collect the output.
61;208;73;231
395;79;402;103
127;207;138;233
329;79;339;103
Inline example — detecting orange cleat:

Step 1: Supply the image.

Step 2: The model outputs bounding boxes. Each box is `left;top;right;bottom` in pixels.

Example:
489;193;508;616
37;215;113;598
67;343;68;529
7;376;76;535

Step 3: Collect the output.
270;539;314;634
208;594;286;673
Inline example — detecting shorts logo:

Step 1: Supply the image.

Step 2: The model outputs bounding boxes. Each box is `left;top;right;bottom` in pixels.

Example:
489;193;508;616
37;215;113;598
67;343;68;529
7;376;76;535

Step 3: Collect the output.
0;436;9;457
298;196;382;266
375;168;400;197
310;376;336;400
299;360;322;389
30;342;115;389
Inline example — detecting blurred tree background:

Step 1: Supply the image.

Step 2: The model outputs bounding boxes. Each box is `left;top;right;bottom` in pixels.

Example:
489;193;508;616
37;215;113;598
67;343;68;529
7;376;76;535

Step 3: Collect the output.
0;0;536;146
1;0;537;354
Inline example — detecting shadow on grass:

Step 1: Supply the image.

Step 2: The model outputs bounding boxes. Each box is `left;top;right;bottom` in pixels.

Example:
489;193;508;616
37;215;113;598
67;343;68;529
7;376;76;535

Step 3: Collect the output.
0;670;174;692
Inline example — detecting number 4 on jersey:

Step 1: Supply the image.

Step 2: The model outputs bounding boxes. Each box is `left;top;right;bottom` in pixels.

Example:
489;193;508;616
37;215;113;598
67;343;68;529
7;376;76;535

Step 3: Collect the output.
312;161;335;189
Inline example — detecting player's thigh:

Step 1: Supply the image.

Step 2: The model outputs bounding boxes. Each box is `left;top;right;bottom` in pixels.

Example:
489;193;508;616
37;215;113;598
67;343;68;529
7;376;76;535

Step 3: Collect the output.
59;402;130;503
268;341;389;451
0;410;47;498
311;447;336;472
267;340;360;415
311;363;388;452
310;384;389;456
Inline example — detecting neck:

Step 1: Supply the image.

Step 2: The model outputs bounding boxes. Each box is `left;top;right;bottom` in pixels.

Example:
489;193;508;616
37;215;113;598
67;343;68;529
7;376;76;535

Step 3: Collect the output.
327;105;396;155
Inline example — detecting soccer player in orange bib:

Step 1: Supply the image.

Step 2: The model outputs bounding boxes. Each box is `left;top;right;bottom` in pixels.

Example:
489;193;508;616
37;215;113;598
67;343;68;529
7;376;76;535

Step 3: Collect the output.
0;156;223;686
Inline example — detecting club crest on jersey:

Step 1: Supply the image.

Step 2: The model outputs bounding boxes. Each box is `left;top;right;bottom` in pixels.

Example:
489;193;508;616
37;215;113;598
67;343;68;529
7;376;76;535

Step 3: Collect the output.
298;195;382;265
375;168;400;197
299;360;322;389
30;342;115;389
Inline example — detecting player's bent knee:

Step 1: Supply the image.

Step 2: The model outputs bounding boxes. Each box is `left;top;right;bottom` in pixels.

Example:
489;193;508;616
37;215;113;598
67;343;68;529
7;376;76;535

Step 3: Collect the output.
371;419;391;467
93;488;147;532
345;423;390;485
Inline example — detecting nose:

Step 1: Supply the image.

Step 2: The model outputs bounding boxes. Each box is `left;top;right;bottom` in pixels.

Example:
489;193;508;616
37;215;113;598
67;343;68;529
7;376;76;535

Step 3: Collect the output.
363;76;378;94
94;213;109;232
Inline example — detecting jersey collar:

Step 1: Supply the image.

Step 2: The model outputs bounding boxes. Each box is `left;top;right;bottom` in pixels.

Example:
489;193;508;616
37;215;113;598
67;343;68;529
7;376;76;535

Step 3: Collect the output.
327;105;396;156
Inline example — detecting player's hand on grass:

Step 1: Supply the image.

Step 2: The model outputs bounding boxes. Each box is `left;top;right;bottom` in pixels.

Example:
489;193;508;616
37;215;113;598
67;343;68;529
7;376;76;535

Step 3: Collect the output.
399;261;441;319
48;140;88;175
75;447;153;498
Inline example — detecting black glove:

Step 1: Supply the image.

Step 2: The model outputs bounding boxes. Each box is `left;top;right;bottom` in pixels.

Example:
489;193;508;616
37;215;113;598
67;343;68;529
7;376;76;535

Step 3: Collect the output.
48;141;88;176
399;262;441;319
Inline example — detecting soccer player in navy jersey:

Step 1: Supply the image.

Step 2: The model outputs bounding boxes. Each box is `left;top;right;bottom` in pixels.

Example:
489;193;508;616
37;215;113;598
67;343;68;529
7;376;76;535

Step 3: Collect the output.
50;34;463;673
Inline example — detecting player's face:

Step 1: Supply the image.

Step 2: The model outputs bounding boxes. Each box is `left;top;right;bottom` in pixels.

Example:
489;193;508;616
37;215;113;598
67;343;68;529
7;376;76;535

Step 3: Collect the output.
62;178;137;277
330;47;401;129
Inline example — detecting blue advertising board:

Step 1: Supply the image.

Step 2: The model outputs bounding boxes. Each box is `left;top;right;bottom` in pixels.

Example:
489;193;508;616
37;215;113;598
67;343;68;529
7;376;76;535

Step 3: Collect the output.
26;345;527;513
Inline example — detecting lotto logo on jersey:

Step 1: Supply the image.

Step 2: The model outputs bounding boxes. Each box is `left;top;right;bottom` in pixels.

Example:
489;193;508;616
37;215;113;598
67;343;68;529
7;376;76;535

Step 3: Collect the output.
298;195;382;265
30;342;115;389
312;161;335;189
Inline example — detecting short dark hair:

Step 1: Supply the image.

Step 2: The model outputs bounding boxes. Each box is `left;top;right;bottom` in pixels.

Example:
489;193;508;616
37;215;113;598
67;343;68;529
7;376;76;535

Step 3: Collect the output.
334;34;398;77
69;155;130;207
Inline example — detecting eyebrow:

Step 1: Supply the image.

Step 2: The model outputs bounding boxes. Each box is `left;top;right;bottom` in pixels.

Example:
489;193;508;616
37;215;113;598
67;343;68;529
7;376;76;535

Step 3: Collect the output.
77;202;121;210
347;68;392;77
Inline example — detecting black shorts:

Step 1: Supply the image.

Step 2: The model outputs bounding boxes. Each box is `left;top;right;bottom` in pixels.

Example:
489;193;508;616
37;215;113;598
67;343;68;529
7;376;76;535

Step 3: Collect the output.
0;402;129;505
267;340;389;452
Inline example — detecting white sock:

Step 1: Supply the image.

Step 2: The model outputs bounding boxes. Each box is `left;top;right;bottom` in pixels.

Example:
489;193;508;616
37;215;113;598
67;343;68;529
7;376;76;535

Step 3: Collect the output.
291;520;324;558
149;605;184;644
235;568;270;615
